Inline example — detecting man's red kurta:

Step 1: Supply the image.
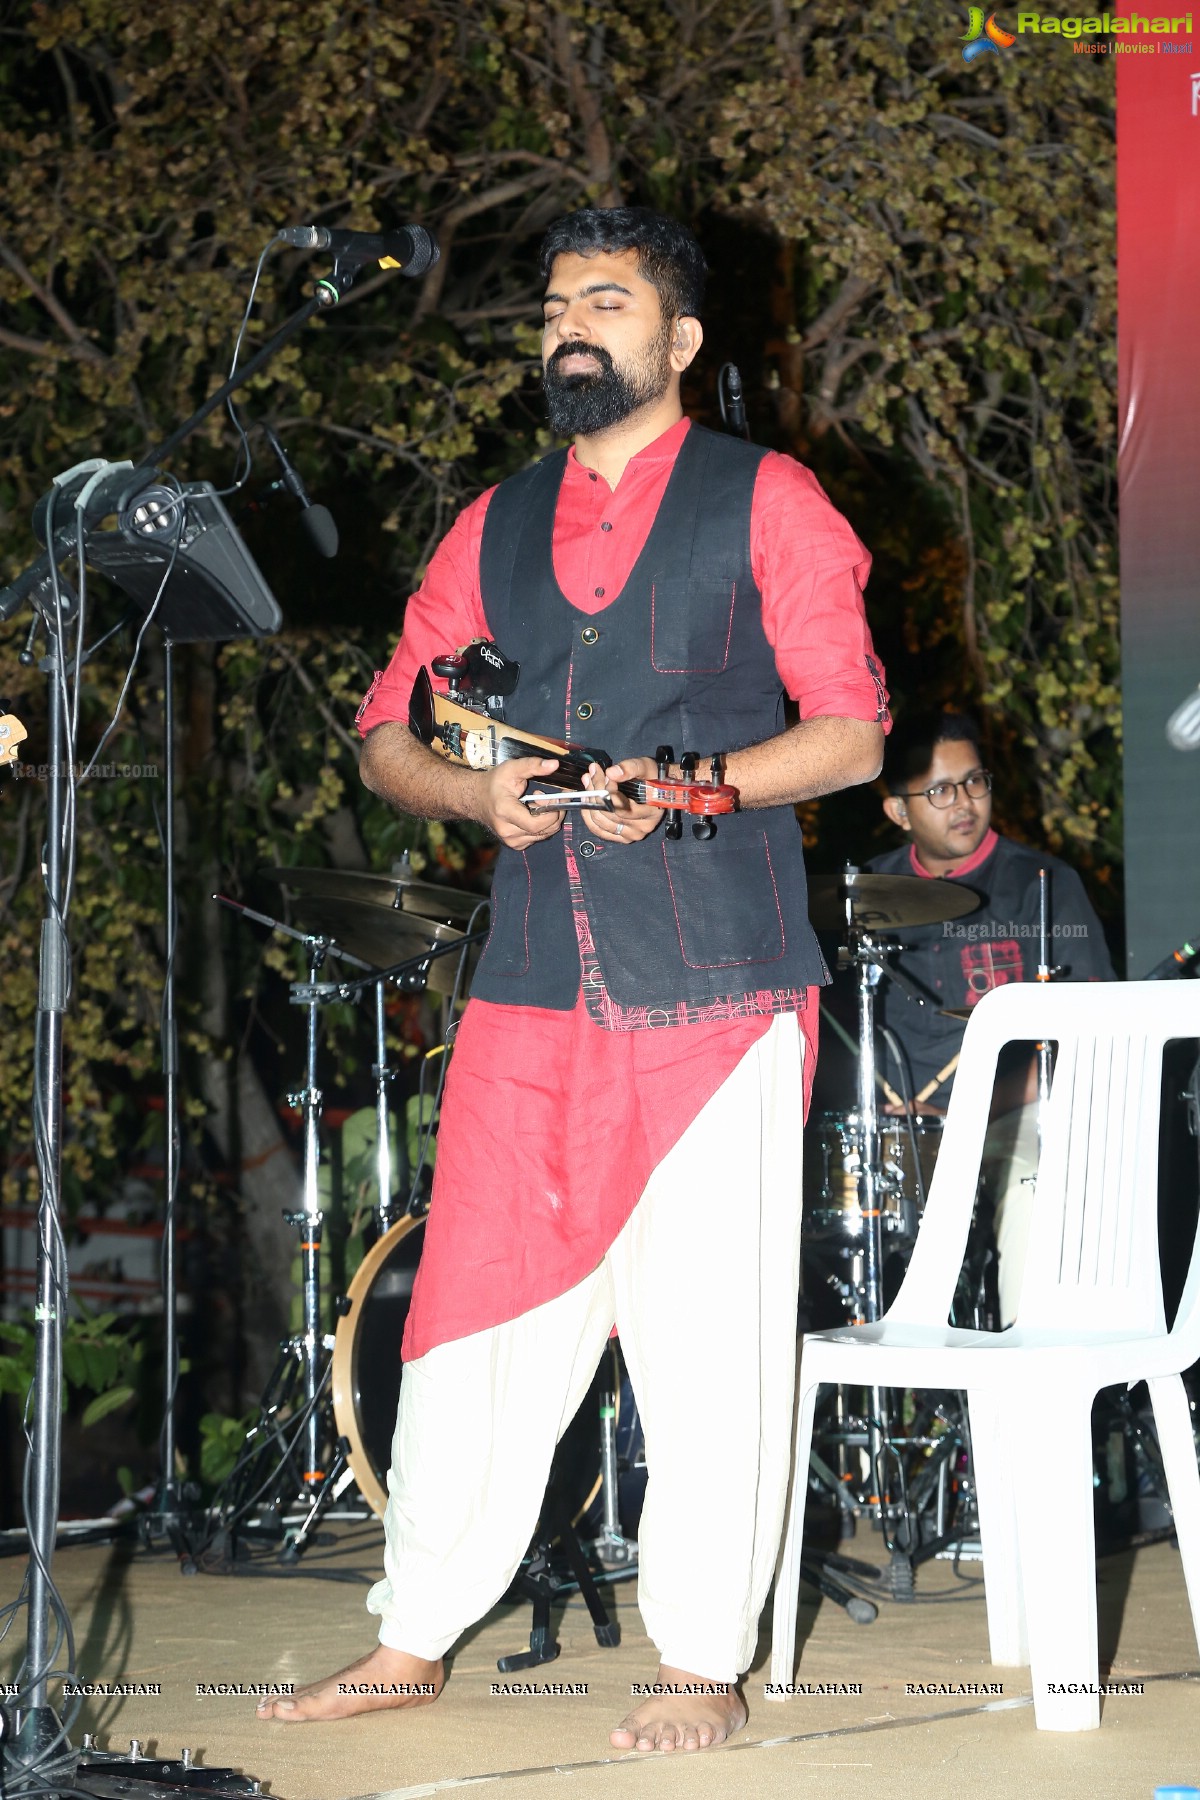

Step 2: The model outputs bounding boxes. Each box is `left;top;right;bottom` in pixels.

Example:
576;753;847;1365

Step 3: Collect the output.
358;419;888;1358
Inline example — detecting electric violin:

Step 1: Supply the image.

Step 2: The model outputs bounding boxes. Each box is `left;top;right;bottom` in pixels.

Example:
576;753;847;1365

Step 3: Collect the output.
408;647;738;838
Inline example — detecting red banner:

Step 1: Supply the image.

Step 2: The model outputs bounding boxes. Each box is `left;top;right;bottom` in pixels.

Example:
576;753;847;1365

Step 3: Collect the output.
1117;39;1200;975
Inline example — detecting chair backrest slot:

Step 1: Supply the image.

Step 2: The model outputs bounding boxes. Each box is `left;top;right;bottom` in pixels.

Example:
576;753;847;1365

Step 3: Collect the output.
882;982;1197;1343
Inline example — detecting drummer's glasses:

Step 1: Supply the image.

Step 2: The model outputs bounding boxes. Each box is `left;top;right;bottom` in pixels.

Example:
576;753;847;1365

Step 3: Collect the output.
898;768;993;809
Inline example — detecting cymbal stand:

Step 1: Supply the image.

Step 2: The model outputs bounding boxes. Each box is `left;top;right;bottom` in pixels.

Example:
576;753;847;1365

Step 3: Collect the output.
200;901;487;1559
288;933;335;1496
825;919;935;1556
373;978;408;1235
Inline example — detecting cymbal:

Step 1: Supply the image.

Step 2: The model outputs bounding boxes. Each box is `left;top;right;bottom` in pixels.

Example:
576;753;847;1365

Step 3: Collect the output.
266;867;487;994
808;870;982;933
265;865;484;927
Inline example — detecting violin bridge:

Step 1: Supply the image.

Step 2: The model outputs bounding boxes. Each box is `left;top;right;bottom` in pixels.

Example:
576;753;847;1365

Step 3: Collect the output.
462;728;498;771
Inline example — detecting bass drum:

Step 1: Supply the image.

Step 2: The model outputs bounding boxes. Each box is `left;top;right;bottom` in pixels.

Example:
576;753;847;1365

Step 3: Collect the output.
332;1216;648;1536
332;1214;426;1517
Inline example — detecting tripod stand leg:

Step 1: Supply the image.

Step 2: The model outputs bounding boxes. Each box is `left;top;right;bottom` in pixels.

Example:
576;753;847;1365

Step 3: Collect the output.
546;1490;620;1649
280;1438;350;1563
496;1540;561;1672
798;1557;878;1625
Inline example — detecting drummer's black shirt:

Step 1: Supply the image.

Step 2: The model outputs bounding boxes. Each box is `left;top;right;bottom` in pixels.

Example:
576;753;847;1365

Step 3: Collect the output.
864;831;1115;1104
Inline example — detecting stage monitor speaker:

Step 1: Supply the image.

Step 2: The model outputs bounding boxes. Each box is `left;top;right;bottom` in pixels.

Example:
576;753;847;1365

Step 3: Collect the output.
84;480;283;643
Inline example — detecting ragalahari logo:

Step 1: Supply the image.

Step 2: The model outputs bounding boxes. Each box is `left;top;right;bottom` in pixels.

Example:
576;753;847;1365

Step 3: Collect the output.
962;8;1018;57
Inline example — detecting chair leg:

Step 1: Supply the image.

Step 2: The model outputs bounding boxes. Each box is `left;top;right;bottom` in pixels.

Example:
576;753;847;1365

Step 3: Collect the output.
966;1389;1028;1667
768;1375;821;1697
1009;1394;1100;1731
1147;1373;1200;1655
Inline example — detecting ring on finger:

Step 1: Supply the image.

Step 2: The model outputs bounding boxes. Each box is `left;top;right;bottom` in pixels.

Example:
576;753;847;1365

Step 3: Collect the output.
615;821;625;837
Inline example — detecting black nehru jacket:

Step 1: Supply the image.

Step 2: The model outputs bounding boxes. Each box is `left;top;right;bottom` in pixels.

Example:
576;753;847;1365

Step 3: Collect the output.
470;425;831;1012
865;833;1115;1105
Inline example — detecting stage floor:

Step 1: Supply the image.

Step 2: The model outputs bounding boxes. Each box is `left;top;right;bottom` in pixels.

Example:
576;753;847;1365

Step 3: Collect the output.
2;1519;1198;1800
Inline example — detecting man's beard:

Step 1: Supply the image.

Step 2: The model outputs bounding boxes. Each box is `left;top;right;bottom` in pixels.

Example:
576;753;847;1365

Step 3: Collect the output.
542;325;673;437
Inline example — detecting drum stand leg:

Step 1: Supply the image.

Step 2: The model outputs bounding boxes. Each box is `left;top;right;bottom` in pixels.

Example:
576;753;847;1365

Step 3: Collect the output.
498;1476;620;1672
280;1436;352;1563
286;937;332;1497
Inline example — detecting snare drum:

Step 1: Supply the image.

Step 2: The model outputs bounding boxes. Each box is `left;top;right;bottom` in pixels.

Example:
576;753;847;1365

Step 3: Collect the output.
806;1110;942;1245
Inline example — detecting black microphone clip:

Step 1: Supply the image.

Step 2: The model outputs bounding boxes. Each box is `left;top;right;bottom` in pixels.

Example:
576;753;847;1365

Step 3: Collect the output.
263;427;338;559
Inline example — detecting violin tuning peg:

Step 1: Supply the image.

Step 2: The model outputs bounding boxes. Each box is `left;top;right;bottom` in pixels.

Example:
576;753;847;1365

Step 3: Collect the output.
692;817;716;840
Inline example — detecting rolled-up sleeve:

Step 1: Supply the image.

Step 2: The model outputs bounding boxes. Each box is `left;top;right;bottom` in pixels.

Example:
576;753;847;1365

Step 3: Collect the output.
751;452;890;729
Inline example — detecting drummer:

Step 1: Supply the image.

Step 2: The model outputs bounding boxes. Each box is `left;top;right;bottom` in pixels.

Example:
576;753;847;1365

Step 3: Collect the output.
865;710;1114;1326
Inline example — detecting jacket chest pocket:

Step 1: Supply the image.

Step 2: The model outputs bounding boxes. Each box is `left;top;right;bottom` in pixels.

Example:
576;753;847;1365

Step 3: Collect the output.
649;578;738;675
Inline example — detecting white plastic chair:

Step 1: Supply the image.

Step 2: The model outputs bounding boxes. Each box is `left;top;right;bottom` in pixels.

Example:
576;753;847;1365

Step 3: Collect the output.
770;980;1200;1731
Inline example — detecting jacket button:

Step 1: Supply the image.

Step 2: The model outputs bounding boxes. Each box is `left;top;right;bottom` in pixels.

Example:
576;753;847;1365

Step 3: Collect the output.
581;626;599;647
578;840;597;858
576;701;594;721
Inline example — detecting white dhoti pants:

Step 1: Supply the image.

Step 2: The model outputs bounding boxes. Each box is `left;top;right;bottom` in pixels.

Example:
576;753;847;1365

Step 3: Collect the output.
365;1011;805;1681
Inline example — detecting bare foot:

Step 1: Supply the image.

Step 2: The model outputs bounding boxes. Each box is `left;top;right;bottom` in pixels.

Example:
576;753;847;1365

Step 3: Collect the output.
256;1644;443;1723
609;1664;747;1752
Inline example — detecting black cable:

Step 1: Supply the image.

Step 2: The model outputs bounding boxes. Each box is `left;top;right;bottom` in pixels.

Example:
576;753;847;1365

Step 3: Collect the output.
212;235;284;499
79;476;185;783
196;1365;332;1555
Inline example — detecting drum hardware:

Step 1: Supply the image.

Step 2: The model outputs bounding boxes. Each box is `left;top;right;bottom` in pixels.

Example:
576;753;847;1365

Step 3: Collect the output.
594;1387;637;1568
497;1476;622;1673
197;896;484;1562
371;977;407;1237
800;866;985;1598
265;861;487;996
807;868;983;935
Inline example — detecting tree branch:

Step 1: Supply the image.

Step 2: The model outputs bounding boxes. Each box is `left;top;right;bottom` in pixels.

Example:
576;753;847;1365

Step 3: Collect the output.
0;235;107;364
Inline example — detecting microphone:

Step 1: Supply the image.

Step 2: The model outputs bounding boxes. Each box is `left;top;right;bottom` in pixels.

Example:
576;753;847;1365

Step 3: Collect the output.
1166;684;1200;751
264;427;338;559
719;363;749;440
279;224;439;277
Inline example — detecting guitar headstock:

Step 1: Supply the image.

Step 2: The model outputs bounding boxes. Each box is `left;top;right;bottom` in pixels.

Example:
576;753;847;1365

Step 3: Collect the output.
0;713;27;767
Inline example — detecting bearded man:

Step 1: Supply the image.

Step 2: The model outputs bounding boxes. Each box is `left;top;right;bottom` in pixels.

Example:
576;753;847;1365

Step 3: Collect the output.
258;207;888;1751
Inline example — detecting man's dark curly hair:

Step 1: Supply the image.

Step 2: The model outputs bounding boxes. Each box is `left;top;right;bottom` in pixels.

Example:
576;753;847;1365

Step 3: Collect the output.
538;207;707;322
883;711;983;795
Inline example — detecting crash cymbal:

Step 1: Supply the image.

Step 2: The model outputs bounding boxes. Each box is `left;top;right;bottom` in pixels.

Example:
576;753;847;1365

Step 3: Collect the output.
807;870;982;933
940;1007;974;1021
266;867;487;994
266;865;484;927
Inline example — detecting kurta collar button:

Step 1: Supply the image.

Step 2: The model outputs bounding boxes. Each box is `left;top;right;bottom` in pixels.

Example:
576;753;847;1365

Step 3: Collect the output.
588;471;598;482
578;840;597;857
594;586;605;598
600;521;612;532
576;701;594;721
581;626;599;646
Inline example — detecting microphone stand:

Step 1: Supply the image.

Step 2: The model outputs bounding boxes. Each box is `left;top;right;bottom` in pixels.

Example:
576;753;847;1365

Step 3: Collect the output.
12;606;70;1773
2;250;380;1795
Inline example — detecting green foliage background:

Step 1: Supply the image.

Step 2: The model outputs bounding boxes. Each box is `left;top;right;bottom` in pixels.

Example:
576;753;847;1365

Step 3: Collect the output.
0;0;1118;1403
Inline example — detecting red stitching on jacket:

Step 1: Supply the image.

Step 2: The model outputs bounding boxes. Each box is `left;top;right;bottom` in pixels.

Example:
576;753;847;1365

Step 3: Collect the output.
662;835;786;970
649;581;737;675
